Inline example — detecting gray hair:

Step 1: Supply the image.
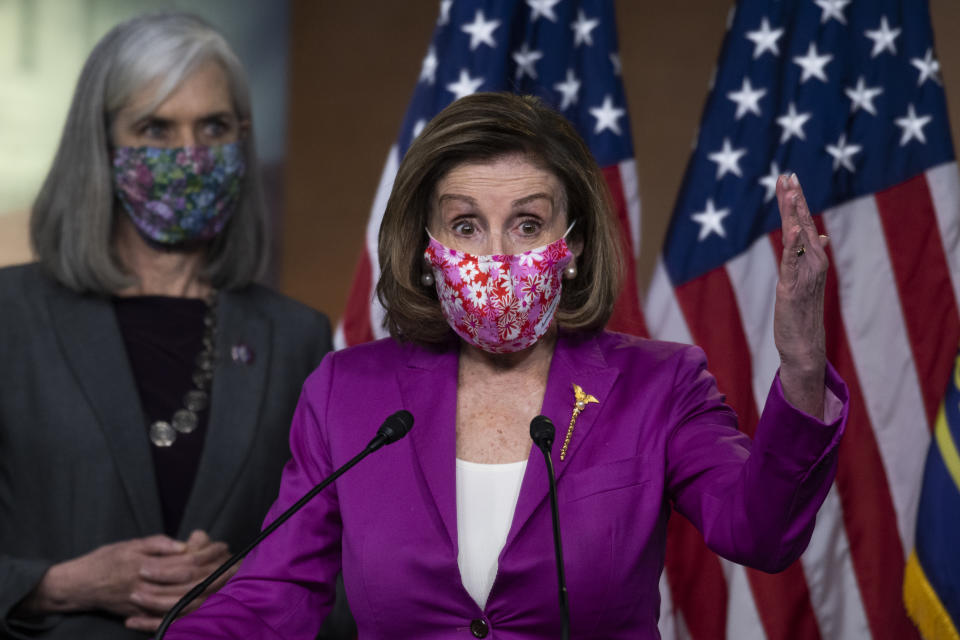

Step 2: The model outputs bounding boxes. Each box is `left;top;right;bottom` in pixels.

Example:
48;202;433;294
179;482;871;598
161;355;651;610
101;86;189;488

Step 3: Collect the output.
30;12;268;294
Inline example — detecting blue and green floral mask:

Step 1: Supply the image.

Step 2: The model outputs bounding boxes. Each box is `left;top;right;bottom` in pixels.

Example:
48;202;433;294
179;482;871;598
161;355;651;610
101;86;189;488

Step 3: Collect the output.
112;143;246;245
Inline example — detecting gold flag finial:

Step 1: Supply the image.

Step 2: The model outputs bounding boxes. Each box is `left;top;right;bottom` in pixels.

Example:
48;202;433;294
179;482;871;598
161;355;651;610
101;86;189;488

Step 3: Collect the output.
560;383;599;460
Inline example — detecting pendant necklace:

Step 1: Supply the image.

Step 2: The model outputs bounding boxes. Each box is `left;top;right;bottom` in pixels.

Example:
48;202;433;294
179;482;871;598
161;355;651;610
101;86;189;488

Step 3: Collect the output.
148;291;218;448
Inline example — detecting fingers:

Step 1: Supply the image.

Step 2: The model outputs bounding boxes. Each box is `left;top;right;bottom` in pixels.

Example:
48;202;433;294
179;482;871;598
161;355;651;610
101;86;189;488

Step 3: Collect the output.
129;557;237;616
775;174;830;271
138;534;187;555
190;540;231;566
185;529;211;549
776;174;818;243
139;541;229;584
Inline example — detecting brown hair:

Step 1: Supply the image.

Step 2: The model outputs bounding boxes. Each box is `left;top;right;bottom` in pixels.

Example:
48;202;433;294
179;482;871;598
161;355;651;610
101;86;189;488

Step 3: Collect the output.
376;92;624;345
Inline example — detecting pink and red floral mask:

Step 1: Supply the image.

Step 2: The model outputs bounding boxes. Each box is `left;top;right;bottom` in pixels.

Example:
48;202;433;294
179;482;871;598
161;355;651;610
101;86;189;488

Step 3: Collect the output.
424;226;574;353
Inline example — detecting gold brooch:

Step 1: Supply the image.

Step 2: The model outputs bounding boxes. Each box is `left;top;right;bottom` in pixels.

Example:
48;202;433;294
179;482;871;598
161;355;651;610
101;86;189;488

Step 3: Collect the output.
560;383;599;460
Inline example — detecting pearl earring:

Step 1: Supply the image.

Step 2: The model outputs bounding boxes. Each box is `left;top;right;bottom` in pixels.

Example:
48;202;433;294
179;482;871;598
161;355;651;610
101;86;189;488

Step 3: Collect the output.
421;271;435;287
563;262;578;280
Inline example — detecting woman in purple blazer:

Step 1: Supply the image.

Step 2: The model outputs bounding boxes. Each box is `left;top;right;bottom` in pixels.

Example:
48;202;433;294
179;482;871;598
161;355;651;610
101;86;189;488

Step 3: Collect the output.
166;93;847;639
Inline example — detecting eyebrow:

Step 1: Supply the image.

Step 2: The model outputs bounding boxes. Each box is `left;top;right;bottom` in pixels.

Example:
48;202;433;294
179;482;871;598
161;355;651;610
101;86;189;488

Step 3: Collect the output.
132;111;235;126
437;193;554;208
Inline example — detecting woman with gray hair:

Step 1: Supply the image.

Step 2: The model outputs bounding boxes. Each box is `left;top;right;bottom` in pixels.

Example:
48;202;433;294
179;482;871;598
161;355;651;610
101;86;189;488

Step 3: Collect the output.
0;12;332;638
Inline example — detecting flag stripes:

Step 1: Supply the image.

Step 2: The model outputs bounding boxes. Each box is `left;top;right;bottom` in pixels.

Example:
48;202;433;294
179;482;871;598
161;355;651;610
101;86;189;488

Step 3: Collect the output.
875;175;960;426
823;192;930;555
814;213;921;640
928;164;960;309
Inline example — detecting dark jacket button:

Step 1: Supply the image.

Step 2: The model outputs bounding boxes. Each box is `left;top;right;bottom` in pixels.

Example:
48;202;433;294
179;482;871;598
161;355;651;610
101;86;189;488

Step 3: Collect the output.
470;618;489;638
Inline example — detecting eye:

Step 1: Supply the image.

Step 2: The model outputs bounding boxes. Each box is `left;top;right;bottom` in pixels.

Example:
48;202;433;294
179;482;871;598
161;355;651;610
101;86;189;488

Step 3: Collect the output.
202;117;232;140
518;218;542;235
452;219;477;236
138;119;168;140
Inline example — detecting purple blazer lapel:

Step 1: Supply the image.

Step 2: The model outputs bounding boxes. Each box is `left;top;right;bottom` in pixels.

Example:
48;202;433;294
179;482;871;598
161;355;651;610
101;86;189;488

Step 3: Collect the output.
396;342;461;556
504;331;620;553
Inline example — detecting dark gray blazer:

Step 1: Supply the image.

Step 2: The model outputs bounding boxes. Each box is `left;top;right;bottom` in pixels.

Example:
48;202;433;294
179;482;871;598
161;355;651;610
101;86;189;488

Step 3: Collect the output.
0;263;332;639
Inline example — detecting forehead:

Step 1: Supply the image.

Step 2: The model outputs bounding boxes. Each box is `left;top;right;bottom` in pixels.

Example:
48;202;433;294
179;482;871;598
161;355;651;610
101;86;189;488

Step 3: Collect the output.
434;154;562;201
122;59;234;119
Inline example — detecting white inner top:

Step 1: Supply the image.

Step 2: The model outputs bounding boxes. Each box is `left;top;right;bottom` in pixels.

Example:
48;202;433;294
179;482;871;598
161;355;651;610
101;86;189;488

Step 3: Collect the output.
456;457;528;609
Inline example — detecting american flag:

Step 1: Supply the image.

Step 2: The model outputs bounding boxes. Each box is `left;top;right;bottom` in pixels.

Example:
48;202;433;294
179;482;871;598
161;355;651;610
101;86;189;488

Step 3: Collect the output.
336;0;645;348
645;1;960;639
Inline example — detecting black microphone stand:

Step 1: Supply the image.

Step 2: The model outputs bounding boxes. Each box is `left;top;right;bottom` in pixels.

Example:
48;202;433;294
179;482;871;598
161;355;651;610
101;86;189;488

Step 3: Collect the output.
154;410;413;639
530;415;570;640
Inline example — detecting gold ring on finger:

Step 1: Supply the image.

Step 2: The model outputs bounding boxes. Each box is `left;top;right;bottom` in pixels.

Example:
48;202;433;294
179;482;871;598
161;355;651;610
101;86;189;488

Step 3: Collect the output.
796;244;805;257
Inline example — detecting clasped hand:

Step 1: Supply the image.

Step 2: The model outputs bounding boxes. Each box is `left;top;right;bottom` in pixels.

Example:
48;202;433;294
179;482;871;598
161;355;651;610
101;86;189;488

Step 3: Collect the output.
20;530;236;632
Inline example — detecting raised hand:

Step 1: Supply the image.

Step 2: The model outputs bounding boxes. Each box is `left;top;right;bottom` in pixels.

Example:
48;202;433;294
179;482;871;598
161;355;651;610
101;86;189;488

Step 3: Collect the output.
773;173;830;419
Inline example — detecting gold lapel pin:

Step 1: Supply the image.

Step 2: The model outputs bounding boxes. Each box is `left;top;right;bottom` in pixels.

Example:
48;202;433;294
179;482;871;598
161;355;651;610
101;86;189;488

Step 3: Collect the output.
560;383;599;460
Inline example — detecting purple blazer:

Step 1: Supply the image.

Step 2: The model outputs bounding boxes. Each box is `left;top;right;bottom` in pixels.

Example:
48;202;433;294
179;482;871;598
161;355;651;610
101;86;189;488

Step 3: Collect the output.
166;331;847;639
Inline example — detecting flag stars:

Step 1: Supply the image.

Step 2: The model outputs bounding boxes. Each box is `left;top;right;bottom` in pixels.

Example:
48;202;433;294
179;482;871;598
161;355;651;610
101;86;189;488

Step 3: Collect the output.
745;18;784;59
865;16;901;58
793;43;833;83
911;49;941;86
446;69;484;100
554;69;581;110
691;199;732;241
571;9;600;47
419;46;438;85
512;43;543;80
727;77;766;120
845;77;883;115
708;138;747;179
759;162;782;203
895;104;932;146
461;10;500;50
526;0;561;22
826;134;862;172
776;103;812;143
589;95;625;134
815;0;850;25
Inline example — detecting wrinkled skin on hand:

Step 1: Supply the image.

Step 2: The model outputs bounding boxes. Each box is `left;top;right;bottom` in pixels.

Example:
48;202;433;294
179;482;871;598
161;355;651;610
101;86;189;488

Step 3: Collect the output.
773;173;830;419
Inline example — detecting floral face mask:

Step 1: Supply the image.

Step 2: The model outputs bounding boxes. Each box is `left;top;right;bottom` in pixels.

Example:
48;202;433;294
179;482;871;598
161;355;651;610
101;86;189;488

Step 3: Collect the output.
112;143;246;245
424;225;574;353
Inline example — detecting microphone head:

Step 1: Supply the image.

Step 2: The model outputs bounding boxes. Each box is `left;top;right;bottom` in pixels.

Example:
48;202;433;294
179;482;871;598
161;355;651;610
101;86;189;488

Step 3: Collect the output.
377;410;414;445
529;415;555;451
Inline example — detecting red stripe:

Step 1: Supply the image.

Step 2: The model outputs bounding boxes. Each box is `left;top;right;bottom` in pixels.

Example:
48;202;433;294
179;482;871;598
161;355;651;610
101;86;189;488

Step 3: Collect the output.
675;268;822;640
776;221;922;640
874;175;960;427
601;165;648;337
341;249;376;346
664;514;728;639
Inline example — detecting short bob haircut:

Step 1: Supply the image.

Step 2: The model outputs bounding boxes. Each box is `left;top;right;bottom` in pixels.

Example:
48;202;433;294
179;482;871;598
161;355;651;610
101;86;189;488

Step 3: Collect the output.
377;92;624;346
30;12;268;294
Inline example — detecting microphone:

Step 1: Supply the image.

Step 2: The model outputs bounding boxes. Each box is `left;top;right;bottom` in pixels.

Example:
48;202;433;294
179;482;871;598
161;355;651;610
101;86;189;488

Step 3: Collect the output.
154;410;414;638
530;415;570;640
